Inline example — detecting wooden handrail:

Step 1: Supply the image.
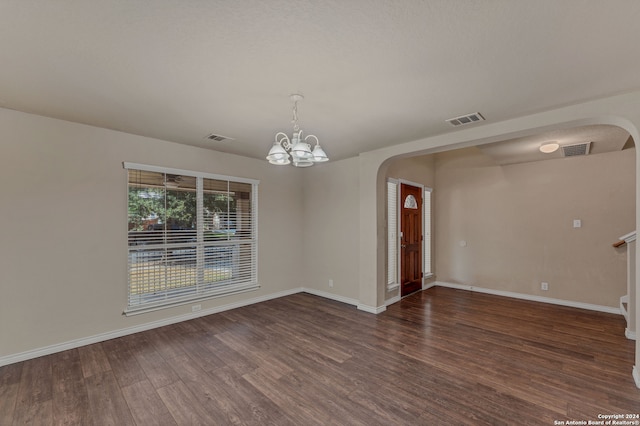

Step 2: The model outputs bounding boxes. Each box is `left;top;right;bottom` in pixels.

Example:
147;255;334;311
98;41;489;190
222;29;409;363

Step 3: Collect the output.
613;240;626;248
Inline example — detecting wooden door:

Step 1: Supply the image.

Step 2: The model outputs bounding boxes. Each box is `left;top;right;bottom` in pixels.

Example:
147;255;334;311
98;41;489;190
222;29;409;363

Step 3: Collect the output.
400;183;422;297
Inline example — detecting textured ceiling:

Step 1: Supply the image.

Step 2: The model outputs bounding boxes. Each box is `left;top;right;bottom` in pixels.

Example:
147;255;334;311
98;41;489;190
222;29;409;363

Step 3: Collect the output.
1;1;640;161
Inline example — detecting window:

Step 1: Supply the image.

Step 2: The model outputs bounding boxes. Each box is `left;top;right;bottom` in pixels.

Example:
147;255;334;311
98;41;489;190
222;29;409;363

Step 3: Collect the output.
424;188;432;276
124;163;259;314
387;179;399;289
403;194;418;209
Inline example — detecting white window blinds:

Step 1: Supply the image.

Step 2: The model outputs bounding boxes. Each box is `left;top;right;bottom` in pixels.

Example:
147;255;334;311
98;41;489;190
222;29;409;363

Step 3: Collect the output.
124;163;259;314
387;180;398;286
424;188;432;276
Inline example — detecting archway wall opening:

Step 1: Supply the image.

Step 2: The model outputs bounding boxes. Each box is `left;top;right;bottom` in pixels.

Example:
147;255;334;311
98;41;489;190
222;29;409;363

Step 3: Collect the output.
359;91;640;312
359;90;640;385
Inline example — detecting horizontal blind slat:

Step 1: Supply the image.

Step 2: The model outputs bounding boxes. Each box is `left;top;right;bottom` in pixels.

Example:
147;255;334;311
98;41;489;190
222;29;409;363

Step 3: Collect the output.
127;167;258;311
387;181;398;286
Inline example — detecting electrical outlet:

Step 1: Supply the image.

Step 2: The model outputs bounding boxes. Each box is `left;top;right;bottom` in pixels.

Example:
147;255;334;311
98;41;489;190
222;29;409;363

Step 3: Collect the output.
192;304;202;312
329;279;334;288
541;282;549;291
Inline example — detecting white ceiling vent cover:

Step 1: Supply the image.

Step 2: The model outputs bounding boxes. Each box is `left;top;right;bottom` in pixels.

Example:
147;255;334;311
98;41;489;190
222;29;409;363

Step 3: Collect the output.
561;142;591;157
446;112;485;127
205;133;234;142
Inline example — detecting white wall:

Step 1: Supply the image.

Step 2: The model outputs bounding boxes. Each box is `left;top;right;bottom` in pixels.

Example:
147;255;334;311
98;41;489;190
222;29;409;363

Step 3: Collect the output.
0;108;305;360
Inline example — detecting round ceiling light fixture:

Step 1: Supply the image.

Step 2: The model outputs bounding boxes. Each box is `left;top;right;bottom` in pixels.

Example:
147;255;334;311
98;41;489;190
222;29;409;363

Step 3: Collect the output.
539;142;560;153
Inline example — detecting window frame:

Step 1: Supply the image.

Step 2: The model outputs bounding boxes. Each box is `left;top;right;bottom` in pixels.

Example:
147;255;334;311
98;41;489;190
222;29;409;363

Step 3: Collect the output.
386;179;399;290
423;187;433;278
123;162;259;315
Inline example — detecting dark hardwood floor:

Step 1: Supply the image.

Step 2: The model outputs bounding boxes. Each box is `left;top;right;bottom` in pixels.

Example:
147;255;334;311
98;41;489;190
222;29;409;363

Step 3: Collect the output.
2;287;640;425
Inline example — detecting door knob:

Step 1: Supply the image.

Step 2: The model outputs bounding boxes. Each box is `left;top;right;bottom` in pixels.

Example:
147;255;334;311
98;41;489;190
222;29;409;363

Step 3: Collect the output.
401;244;406;248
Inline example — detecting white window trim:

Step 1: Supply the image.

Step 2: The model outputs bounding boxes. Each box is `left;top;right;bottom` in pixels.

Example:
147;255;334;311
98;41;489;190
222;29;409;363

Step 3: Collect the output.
424;186;433;279
123;162;260;186
387;179;400;291
123;162;259;315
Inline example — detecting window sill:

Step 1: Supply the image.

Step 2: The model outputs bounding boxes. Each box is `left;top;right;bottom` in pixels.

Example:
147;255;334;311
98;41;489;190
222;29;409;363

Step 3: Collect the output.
124;282;260;316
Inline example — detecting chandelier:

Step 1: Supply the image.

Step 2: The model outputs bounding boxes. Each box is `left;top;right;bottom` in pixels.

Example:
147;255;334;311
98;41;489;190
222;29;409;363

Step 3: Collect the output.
266;94;329;167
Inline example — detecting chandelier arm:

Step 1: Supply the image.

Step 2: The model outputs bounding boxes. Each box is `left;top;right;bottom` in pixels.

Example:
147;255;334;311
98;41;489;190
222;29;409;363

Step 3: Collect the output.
304;134;319;146
275;132;292;150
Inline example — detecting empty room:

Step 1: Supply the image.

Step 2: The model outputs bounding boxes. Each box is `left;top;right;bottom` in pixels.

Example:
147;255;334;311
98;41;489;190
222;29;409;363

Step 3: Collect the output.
2;1;640;424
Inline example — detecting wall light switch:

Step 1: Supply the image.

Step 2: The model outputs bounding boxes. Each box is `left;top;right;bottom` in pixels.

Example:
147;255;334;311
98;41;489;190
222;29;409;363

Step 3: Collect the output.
573;219;582;228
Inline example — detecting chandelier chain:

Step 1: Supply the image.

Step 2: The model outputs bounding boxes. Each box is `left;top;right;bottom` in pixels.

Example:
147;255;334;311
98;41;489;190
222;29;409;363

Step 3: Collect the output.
292;100;300;132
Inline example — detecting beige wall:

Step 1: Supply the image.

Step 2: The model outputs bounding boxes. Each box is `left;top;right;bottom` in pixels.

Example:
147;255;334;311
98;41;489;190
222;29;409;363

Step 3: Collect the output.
0;107;305;359
360;97;640;309
302;157;360;301
434;146;635;307
381;145;635;308
386;155;436;187
353;93;640;377
4;90;640;371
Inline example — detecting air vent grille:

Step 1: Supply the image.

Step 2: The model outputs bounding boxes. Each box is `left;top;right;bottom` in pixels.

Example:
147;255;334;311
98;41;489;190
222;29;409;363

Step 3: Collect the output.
205;133;234;142
446;112;485;127
561;142;591;157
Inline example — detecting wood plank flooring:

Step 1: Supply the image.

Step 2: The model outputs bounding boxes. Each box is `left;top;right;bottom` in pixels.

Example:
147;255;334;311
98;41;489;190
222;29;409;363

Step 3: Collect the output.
2;287;640;425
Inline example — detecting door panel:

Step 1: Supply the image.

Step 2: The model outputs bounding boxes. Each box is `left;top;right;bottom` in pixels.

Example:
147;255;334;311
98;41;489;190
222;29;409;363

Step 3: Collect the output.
401;183;422;297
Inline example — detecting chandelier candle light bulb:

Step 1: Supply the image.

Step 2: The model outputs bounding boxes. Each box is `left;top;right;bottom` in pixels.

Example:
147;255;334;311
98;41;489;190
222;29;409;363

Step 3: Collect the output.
266;94;329;167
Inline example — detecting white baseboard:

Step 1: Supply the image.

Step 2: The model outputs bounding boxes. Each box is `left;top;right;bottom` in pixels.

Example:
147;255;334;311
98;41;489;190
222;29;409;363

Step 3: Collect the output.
634;366;640;389
626;328;637;341
385;294;401;306
384;282;435;307
0;286;370;367
1;281;625;368
357;304;387;314
302;284;381;314
435;281;621;315
0;287;304;368
301;288;359;307
423;282;436;291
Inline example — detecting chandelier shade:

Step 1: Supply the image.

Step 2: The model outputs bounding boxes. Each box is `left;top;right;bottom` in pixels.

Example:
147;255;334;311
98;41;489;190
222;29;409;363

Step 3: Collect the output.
266;141;290;164
266;94;329;167
312;144;329;162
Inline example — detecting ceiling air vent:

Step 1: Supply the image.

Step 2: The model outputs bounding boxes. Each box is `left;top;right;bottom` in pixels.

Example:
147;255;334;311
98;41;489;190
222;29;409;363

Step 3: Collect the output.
446;112;485;127
561;142;591;157
205;133;234;142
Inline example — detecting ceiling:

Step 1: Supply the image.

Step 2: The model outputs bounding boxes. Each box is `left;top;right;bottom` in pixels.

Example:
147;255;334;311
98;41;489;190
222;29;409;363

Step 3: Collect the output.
477;124;632;166
2;1;640;162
